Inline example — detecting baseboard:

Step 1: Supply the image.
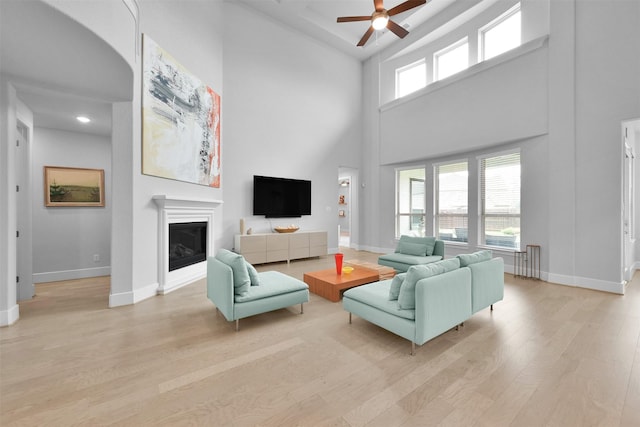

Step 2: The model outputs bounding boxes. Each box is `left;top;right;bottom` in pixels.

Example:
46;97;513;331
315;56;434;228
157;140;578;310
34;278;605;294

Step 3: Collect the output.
33;266;111;283
0;304;20;326
546;273;625;295
109;281;158;308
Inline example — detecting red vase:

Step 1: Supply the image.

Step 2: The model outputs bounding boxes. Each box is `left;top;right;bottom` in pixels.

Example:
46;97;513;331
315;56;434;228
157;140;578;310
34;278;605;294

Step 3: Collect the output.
335;253;343;275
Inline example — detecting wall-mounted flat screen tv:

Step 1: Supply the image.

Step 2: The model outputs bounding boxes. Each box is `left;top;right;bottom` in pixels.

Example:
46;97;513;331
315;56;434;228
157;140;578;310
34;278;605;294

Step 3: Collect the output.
253;175;311;218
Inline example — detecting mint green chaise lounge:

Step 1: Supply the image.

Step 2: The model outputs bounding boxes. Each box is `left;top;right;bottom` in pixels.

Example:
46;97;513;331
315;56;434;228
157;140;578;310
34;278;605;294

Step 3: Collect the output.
207;249;309;331
378;235;445;272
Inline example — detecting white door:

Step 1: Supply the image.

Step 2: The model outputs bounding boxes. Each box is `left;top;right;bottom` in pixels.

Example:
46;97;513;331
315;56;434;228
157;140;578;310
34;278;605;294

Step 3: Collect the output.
622;121;638;283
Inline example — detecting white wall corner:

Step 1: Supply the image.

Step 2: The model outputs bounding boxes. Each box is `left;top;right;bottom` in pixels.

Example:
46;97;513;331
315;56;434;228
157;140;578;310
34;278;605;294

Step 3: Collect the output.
0;304;19;326
109;281;158;307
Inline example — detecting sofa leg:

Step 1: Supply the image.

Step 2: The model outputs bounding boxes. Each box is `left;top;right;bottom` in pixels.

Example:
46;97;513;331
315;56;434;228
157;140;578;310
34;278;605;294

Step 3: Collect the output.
410;341;415;356
300;303;304;314
235;319;239;331
490;304;494;311
349;312;352;324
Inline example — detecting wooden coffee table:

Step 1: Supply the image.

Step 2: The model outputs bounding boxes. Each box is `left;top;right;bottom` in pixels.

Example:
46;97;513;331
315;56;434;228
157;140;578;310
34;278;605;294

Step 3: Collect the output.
303;267;380;302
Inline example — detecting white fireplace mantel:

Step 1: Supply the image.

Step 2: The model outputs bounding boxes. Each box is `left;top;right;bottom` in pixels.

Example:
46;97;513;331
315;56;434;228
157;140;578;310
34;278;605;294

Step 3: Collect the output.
153;195;223;295
152;195;224;210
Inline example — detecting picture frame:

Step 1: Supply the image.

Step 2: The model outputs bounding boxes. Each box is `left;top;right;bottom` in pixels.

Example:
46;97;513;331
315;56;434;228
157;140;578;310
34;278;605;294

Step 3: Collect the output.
339;210;346;217
44;166;105;207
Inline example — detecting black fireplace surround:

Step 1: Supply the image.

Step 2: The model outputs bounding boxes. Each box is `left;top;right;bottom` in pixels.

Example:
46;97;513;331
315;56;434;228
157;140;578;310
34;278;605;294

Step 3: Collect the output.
169;222;207;272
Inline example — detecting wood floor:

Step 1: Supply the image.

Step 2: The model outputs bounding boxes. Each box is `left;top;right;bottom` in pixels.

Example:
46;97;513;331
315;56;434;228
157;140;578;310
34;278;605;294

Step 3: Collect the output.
1;248;639;426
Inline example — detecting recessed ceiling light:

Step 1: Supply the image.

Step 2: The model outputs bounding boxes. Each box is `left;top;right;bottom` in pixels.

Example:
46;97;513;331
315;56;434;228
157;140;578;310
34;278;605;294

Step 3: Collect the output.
76;116;91;123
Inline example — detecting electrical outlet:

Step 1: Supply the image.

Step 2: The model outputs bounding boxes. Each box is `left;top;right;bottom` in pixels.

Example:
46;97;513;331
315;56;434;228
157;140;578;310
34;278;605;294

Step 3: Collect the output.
93;254;100;262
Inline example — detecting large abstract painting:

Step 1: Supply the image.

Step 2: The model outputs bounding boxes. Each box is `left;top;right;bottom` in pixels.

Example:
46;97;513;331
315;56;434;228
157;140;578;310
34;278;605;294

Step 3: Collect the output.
142;34;221;187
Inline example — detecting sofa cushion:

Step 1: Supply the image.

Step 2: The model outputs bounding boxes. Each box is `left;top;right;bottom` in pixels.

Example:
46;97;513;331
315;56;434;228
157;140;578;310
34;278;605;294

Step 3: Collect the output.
245;260;260;286
395;241;427;256
343;280;415;320
234;271;308;303
398;235;437;256
216;249;251;296
388;272;407;301
434;257;460;273
398;263;446;310
457;250;493;267
378;253;442;266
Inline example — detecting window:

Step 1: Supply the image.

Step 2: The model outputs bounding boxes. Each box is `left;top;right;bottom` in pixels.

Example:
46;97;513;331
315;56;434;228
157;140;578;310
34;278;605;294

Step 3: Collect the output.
480;152;521;249
396;168;426;237
435;161;468;243
396;58;427;98
434;38;468;81
479;3;521;61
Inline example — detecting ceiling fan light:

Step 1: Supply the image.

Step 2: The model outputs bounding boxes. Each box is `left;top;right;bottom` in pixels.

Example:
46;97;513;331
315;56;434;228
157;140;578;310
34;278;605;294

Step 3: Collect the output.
371;11;389;30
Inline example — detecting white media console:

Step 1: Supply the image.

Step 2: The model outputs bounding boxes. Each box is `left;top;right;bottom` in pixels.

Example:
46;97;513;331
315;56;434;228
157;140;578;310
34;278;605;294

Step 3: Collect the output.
234;231;327;264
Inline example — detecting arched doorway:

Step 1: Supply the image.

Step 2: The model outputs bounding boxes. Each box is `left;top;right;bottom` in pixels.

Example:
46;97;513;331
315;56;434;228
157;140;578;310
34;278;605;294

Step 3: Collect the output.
0;0;134;324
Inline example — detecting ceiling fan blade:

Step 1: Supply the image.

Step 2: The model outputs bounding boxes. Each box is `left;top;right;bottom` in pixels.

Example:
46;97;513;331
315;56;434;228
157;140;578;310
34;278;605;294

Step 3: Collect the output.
357;26;375;47
374;0;384;12
388;0;427;17
337;15;372;23
387;19;409;38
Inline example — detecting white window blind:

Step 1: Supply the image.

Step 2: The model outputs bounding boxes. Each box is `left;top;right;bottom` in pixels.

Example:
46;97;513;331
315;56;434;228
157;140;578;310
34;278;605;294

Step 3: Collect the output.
435;161;468;242
480;152;520;249
396;168;426;237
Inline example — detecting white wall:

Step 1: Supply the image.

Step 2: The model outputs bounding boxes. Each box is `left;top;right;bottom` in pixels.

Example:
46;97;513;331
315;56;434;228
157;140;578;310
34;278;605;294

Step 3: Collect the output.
221;3;363;253
380;39;548;164
362;0;640;294
572;0;640;285
31;128;111;283
116;0;225;305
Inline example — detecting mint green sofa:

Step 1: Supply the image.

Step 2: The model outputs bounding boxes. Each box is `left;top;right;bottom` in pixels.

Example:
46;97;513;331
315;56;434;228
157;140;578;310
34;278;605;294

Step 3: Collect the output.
378;235;445;272
207;250;309;331
343;251;504;354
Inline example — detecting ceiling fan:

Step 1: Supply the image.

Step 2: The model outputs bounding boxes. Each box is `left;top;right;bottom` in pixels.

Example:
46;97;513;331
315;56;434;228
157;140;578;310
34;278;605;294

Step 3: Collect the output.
337;0;427;47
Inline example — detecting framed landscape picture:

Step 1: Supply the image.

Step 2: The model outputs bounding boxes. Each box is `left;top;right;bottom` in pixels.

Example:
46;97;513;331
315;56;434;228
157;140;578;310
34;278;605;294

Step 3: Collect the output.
44;166;105;207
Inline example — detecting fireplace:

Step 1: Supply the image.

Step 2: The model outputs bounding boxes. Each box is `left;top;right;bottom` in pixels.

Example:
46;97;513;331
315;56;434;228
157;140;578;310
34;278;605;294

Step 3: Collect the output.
153;195;223;295
169;222;207;272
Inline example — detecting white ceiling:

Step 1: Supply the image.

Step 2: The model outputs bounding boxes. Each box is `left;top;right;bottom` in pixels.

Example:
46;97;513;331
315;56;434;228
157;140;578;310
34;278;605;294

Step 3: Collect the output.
1;0;470;138
0;0;131;137
237;0;455;61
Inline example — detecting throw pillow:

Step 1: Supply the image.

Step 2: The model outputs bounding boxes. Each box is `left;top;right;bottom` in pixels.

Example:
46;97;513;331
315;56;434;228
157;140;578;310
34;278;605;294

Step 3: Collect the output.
395;241;427;256
398;235;437;256
423;236;437;256
215;249;251;296
397;263;446;310
388;272;407;301
245;260;260;286
457;250;492;267
434;257;460;273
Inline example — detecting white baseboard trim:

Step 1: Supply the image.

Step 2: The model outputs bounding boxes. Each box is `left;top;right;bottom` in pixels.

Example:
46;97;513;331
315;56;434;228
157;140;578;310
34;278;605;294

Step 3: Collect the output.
33;266;111;283
546;273;625;295
109;282;159;308
0;304;20;326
